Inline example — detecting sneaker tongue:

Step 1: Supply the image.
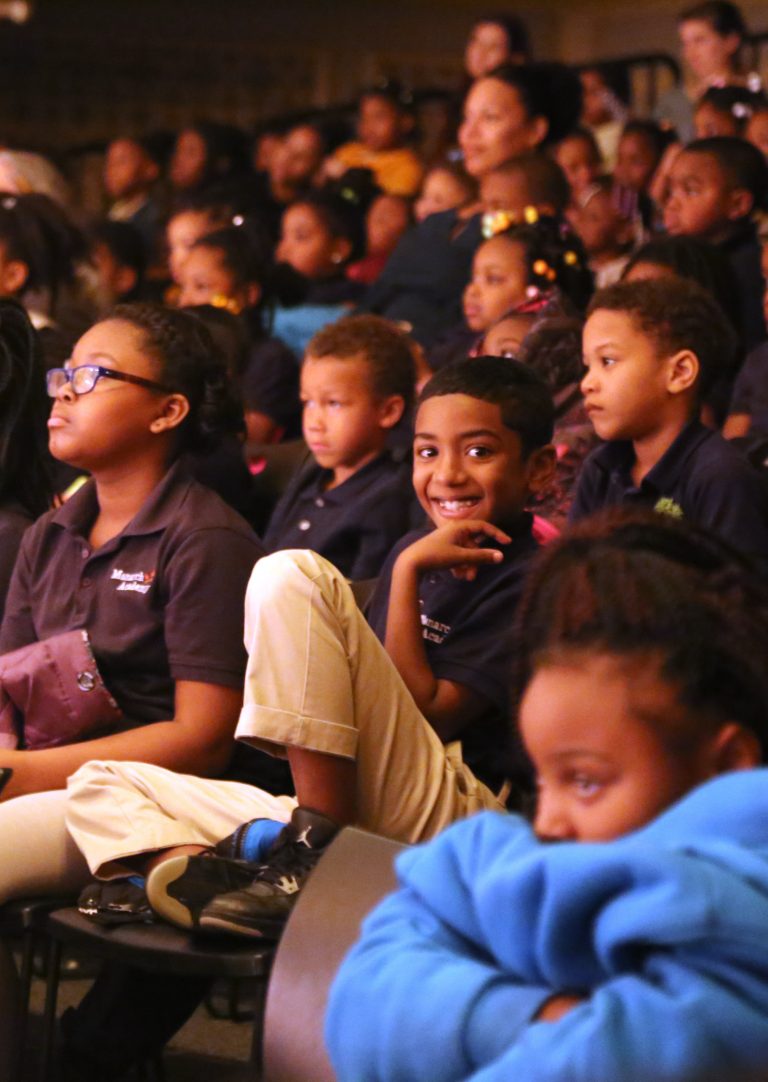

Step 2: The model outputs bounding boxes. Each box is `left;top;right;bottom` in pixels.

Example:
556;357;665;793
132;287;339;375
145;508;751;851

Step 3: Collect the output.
288;807;339;850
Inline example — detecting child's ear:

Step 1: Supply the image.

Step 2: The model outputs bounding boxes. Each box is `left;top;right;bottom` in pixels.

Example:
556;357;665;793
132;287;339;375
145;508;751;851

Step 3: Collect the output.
377;394;405;430
149;393;191;435
666;349;699;396
524;444;557;496
0;259;29;296
710;722;762;774
245;282;262;308
526;115;549;150
726;186;754;221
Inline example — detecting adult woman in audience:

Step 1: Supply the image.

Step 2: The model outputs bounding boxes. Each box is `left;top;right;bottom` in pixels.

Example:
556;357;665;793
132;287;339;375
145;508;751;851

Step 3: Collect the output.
656;2;751;143
362;62;582;345
0;300;53;619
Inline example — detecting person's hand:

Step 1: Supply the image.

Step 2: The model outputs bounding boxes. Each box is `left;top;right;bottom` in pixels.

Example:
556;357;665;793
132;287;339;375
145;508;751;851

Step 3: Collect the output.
398;521;511;581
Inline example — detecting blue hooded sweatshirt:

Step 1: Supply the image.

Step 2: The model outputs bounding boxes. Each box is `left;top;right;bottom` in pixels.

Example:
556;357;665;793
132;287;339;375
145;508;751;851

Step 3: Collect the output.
326;770;768;1081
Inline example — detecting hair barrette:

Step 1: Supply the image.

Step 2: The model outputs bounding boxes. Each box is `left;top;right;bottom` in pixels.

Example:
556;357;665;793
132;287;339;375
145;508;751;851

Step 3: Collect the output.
232;214;245;227
210;293;243;315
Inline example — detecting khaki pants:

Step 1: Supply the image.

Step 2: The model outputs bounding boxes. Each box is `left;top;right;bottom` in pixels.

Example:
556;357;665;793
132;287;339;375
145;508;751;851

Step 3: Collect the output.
66;550;503;877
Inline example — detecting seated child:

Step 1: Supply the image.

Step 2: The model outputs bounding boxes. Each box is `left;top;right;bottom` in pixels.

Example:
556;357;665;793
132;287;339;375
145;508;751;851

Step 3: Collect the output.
263;314;420;579
694;85;768;140
613;119;674;232
571;277;768;564
327;82;423;197
176;224;302;445
272;189;367;356
347;192;413;285
414;162;477;223
430;212;593;370
571;178;636;287
326;507;768;1082
163;194;233;294
103;135;164;265
90;220;147;310
746;102;768;160
552;127;603;203
62;357;557;942
663;135;768;348
578;63;629;169
724;242;768;442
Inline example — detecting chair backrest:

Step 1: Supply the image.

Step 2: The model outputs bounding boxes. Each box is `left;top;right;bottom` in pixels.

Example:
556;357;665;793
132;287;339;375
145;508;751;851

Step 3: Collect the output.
261;826;405;1082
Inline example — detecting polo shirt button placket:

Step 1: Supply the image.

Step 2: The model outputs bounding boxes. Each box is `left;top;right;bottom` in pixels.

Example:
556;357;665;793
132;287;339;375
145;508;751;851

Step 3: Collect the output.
298;519;311;532
315;498;325;508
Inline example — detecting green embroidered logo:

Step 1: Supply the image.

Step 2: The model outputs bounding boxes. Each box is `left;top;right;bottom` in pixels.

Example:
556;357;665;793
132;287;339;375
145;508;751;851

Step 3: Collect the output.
654;496;684;519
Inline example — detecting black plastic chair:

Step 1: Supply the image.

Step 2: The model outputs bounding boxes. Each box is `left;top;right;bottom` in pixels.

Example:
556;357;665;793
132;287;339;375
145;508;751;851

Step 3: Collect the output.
39;910;275;1082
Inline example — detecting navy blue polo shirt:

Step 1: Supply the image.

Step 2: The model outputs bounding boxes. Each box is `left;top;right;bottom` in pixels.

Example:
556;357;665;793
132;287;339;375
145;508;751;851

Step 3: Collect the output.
570;419;768;564
366;516;539;791
0;458;263;727
731;341;768;436
264;451;424;580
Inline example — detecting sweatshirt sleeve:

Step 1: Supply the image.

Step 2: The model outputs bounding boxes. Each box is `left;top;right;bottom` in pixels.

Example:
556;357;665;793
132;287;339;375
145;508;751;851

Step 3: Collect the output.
325;885;551;1082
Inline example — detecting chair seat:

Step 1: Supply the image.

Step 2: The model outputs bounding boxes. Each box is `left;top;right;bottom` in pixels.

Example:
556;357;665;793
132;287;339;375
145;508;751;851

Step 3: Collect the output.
45;908;274;978
0;897;75;936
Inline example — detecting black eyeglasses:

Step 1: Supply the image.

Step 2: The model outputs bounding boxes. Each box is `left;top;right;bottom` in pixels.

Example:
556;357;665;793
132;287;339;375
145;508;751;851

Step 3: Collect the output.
46;364;172;398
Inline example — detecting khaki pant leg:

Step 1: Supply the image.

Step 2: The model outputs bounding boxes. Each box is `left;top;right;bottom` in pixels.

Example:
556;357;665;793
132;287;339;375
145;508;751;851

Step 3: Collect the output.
0;789;90;903
66;760;297;878
235;550;503;844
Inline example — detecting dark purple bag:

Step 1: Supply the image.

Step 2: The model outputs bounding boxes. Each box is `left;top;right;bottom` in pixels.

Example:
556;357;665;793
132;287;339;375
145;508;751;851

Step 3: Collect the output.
0;629;123;749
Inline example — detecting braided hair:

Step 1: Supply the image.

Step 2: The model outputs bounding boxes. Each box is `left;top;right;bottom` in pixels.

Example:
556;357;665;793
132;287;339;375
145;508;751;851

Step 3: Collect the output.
108;302;244;453
0;299;53;516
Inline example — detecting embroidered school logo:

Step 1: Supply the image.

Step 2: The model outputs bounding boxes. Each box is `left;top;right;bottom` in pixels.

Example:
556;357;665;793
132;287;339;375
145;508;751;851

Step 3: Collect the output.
111;568;156;595
654;496;684;519
420;612;451;645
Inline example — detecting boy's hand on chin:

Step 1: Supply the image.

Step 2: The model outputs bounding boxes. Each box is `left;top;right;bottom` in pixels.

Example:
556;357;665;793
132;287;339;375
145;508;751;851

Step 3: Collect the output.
403;521;511;581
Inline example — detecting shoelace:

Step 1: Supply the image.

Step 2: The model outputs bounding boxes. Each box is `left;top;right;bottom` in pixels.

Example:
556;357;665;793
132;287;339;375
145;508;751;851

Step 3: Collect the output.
250;833;321;888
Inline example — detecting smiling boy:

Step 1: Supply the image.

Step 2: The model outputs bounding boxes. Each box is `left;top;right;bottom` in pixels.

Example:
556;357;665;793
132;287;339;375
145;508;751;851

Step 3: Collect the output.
571;277;768;564
64;357;556;940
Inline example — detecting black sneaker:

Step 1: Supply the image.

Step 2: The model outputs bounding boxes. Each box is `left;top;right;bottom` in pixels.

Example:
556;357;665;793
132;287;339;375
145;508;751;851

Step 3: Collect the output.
198;807;339;940
146;851;257;932
77;877;154;926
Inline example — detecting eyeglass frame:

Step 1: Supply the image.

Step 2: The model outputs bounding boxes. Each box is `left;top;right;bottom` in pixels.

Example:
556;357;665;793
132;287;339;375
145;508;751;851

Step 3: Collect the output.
46;364;173;398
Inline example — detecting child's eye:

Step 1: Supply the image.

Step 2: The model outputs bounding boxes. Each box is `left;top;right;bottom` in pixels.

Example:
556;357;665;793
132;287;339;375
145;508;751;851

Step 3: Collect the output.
467;445;492;459
600;355;617;368
570;773;602;798
415;445;437;459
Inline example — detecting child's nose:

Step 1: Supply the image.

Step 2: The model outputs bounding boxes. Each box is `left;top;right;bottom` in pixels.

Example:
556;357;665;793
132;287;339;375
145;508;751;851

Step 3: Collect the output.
580;367;596;395
534;791;577;842
434;451;467;484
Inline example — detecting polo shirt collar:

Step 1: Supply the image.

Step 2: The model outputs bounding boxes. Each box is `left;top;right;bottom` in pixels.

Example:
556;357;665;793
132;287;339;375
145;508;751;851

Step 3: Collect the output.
594;419;710;495
51;457;195;541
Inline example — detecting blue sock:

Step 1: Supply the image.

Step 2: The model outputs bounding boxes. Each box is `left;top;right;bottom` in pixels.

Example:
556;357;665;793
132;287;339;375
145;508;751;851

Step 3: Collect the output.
239;818;285;862
127;875;146;890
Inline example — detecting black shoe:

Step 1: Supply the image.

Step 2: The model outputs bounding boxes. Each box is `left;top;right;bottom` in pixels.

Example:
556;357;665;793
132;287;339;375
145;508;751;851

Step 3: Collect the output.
198;807;339;940
146;851;257;931
77;877;154;926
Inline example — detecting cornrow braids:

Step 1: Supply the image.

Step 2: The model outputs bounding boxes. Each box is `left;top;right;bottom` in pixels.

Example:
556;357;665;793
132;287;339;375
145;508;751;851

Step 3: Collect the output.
512;508;768;757
109;302;244;453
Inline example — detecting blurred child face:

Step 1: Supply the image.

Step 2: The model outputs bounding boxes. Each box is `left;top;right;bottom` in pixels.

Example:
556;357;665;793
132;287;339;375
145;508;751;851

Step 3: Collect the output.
358;96;404;153
479;168;531;215
459;78;543;178
463;236;528;331
483;313;536;357
277;203;342;279
269;125;324;193
301;354;397;485
679;18;740;82
465;21;513;80
415;168;471;222
746;111;768;160
579;69;612;127
581;308;681;442
554;135;600;199
104;138;157;201
572;188;631;259
694;102;738;139
253;132;284;173
167;210;217;282
366;194;410;256
521;652;727;842
91;241;137;308
614;131;658;193
413;393;549;528
176;245;236;308
170;129;208;191
663;150;743;241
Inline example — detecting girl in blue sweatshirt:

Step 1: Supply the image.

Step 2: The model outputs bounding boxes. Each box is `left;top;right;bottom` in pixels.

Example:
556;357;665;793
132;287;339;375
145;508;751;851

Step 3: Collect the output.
327;508;768;1082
